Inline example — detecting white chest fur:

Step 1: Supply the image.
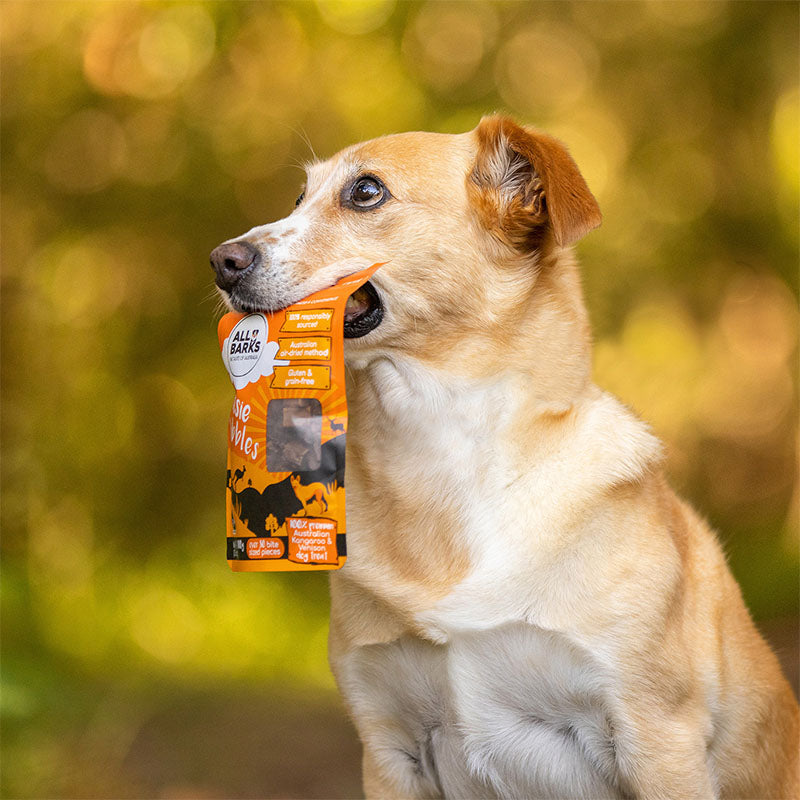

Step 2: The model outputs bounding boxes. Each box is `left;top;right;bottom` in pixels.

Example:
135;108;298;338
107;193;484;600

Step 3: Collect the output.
337;362;667;798
336;623;629;799
344;358;663;637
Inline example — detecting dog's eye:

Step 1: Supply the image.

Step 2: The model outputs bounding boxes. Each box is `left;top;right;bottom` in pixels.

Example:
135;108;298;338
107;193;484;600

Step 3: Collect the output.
295;191;305;207
349;176;387;209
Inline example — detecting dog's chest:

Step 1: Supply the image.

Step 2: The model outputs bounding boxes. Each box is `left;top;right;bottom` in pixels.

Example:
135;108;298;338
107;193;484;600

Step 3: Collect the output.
340;623;627;799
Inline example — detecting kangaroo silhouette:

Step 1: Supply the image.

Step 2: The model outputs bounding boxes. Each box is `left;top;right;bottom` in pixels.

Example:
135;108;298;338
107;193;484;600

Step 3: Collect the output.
232;465;246;489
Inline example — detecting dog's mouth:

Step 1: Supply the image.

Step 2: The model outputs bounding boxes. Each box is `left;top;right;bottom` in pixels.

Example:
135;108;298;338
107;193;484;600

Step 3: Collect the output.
222;279;384;338
343;281;383;338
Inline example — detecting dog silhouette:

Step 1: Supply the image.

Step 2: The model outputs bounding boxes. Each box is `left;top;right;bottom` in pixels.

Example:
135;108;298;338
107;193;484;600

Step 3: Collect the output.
290;473;329;513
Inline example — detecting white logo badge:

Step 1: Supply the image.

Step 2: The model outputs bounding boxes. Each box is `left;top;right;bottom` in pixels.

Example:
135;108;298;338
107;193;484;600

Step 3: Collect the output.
221;314;288;390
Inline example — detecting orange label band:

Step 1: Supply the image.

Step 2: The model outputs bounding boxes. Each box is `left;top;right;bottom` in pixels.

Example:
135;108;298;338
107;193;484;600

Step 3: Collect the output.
280;308;333;332
271;365;331;390
218;260;384;572
287;518;338;565
276;337;332;361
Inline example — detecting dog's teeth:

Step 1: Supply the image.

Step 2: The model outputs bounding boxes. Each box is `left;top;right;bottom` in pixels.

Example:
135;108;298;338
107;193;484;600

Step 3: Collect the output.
344;288;369;321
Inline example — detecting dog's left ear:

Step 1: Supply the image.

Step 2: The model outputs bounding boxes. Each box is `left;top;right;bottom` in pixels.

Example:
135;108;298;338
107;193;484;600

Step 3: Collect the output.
469;115;602;249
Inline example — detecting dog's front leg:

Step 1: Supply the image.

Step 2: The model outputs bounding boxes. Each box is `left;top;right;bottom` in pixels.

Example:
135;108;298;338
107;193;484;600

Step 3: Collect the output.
615;705;716;800
361;742;442;800
362;746;407;800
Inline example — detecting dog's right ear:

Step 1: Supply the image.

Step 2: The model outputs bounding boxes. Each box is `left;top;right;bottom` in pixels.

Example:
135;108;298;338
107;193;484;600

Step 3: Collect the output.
469;115;601;250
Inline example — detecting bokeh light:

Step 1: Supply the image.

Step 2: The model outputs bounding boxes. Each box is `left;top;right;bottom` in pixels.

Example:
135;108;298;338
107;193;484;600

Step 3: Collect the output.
496;22;598;115
2;1;797;797
403;2;499;93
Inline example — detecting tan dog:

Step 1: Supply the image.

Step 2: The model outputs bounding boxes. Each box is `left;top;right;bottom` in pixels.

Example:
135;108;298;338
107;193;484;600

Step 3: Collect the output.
211;116;799;799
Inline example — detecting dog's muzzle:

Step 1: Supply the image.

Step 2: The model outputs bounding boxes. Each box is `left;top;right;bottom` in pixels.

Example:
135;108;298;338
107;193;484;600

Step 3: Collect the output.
210;241;260;292
210;242;384;337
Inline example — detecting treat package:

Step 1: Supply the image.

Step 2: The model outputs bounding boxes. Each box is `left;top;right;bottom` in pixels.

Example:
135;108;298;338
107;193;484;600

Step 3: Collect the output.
217;260;383;571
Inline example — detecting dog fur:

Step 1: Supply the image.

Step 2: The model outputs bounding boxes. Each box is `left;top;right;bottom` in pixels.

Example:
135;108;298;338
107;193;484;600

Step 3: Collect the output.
214;116;799;799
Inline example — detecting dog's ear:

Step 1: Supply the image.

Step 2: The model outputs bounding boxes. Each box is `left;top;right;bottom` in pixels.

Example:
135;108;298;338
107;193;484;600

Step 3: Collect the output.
469;115;601;249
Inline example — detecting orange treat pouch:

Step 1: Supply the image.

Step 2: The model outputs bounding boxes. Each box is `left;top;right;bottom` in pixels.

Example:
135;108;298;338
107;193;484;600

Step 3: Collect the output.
217;261;383;571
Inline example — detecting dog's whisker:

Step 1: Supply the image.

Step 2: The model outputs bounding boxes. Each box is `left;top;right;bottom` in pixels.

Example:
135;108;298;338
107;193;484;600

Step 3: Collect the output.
294;124;318;163
275;119;320;165
200;285;224;307
280;158;308;173
201;286;231;320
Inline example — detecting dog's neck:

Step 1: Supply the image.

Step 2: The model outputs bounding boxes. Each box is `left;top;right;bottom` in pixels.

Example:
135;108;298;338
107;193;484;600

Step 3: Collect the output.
345;251;594;421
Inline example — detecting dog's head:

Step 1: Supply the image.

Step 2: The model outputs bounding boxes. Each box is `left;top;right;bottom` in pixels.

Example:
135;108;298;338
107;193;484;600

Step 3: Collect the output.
211;115;600;379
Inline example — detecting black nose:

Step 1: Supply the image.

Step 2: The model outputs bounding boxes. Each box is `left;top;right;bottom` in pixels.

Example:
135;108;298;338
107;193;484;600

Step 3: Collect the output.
210;241;260;291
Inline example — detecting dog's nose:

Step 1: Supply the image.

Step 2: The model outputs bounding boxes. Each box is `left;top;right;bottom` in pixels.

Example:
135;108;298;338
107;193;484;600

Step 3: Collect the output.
210;241;260;291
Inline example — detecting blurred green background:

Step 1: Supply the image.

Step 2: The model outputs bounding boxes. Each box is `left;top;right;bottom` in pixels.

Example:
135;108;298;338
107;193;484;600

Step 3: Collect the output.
1;1;797;797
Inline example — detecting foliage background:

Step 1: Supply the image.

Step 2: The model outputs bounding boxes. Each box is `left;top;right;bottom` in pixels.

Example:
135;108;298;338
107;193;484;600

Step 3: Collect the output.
1;1;798;797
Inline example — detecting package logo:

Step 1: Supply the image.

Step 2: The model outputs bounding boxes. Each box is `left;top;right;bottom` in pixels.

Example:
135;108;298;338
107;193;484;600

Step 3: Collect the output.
221;314;288;390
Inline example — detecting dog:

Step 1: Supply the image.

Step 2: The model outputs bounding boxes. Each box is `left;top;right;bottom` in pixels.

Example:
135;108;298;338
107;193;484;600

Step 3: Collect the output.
211;115;799;799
